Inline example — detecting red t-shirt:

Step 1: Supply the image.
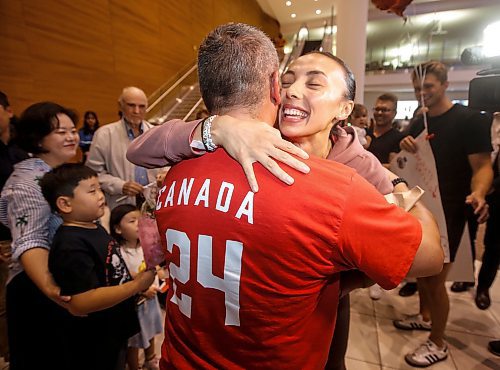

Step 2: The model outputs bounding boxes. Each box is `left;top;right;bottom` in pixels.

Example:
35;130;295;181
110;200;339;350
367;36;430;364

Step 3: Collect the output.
155;150;421;370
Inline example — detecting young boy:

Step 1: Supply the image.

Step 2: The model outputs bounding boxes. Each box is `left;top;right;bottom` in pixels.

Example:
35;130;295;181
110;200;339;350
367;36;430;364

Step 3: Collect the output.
40;163;155;370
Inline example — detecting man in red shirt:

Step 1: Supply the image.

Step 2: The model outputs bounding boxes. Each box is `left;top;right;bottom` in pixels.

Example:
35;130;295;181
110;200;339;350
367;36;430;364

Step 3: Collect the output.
154;23;443;369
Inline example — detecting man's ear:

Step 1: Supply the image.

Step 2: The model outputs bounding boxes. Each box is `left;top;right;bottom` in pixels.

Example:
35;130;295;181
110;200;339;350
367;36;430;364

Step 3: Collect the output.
270;71;281;106
337;100;355;121
56;196;72;215
117;100;124;116
6;107;13;119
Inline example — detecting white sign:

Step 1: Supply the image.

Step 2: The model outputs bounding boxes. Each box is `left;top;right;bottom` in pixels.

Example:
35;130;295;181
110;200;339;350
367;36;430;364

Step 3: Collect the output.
390;130;474;281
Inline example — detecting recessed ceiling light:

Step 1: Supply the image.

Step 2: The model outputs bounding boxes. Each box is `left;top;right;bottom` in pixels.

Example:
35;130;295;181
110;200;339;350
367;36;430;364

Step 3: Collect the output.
315;9;321;15
291;13;296;18
285;1;292;6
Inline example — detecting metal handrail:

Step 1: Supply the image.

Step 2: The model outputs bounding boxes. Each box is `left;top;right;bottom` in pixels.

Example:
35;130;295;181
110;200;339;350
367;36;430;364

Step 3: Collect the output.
147;64;197;113
160;85;197;120
183;97;204;121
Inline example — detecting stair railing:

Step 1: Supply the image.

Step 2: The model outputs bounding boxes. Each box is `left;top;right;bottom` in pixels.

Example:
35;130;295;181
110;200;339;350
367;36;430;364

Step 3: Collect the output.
279;24;308;75
183;97;205;121
146;62;199;124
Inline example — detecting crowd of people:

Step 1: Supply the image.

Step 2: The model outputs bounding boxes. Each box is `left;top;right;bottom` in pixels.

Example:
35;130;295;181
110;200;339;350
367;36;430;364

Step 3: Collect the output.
0;91;165;370
0;21;498;370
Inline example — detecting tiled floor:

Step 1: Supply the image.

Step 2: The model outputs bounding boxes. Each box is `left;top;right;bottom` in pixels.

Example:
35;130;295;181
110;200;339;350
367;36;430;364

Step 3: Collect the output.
1;266;499;370
347;263;500;370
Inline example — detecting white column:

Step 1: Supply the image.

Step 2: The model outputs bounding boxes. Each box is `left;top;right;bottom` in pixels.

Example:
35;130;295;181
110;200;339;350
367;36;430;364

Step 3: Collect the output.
335;0;369;103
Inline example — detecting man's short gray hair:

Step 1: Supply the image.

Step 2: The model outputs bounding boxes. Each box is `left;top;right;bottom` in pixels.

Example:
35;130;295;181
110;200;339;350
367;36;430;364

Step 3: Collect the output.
198;23;279;116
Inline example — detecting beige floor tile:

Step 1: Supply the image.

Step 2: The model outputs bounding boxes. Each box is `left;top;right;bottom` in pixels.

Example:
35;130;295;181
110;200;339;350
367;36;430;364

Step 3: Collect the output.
489;301;500;327
345;356;382;369
446;331;500;370
346;312;381;365
373;287;421;321
447;295;500;338
376;317;456;370
350;288;376;316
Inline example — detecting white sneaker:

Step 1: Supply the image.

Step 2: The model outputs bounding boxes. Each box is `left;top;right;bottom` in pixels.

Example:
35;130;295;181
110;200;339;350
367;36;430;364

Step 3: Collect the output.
369;284;383;300
393;314;432;331
405;339;448;367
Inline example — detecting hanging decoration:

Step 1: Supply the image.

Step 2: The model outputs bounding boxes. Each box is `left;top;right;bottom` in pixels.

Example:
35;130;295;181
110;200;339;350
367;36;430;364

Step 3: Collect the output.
371;0;413;18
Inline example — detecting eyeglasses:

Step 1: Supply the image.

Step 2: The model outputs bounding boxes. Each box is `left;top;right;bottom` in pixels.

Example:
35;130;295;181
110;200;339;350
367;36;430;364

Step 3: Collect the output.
372;107;394;113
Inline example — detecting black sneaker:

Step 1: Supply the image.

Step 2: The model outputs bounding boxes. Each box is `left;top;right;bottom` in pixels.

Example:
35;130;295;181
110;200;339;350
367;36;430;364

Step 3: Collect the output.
399;282;418;297
488;340;500;356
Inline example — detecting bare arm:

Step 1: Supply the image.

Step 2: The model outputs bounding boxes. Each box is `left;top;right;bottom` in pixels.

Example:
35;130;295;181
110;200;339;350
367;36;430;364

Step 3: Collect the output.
20;248;71;307
67;270;155;316
209;116;310;192
466;152;494;223
405;201;443;278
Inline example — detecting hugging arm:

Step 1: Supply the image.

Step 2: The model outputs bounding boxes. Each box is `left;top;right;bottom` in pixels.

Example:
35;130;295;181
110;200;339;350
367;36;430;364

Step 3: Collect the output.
126;116;310;192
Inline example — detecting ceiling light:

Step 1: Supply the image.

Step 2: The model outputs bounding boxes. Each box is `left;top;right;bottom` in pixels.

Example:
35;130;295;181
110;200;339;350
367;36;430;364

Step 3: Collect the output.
483;21;500;58
315;9;321;15
285;1;291;6
291;13;296;18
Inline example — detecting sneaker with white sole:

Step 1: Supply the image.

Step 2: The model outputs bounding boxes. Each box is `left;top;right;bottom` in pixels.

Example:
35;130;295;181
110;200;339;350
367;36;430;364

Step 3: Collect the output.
405;340;448;367
393;314;432;331
369;284;383;300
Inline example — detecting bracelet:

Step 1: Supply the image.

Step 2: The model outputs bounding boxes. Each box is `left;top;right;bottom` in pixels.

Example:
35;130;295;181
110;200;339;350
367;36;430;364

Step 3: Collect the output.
201;115;218;152
392;177;408;187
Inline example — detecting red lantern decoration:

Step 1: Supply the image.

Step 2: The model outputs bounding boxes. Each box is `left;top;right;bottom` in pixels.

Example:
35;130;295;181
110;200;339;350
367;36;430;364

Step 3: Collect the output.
371;0;413;18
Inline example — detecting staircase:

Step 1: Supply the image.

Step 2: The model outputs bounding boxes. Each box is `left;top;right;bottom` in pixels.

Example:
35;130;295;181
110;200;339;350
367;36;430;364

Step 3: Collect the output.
149;83;203;125
146;63;203;125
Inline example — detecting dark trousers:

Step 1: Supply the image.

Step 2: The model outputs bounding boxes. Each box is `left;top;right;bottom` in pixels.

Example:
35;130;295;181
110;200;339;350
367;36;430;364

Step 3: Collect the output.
467;206;479;262
478;192;500;289
325;294;350;370
6;272;66;370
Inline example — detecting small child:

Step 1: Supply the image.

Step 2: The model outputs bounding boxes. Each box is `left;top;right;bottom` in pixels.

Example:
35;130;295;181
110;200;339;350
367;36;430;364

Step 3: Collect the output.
348;103;371;149
40;163;155;370
110;205;164;370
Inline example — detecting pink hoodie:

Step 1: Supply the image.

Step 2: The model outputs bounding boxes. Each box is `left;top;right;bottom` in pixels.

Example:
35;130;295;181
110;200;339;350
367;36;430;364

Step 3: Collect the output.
126;120;393;195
